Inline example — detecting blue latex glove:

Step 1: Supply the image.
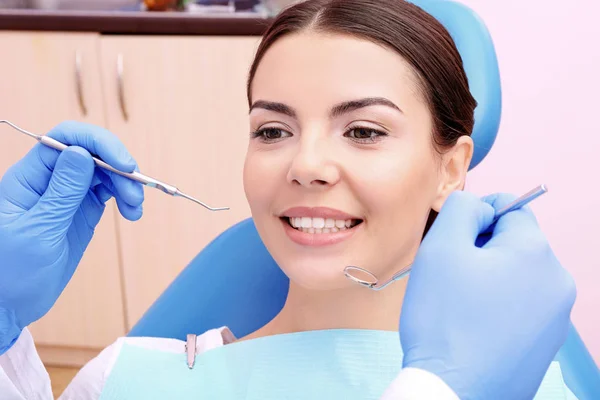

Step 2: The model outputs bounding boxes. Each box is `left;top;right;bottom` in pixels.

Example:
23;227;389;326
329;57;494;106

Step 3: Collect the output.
0;121;144;355
400;191;576;400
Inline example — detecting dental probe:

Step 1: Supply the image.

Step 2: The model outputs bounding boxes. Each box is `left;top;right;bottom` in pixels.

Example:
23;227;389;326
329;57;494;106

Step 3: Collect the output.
0;120;229;211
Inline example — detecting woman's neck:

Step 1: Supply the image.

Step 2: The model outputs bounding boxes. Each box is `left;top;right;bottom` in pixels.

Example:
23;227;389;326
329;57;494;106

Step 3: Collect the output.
242;278;407;341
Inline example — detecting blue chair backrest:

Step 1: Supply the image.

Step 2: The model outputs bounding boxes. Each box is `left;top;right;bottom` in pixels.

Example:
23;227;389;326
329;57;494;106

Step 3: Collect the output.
129;0;600;398
130;218;288;340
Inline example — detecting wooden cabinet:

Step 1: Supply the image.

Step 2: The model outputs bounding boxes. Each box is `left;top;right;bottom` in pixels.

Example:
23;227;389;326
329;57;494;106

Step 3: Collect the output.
0;32;127;365
99;36;258;326
0;31;259;365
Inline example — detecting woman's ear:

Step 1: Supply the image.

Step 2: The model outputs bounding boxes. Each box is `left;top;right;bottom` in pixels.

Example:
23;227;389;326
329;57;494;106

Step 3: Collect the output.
432;136;474;212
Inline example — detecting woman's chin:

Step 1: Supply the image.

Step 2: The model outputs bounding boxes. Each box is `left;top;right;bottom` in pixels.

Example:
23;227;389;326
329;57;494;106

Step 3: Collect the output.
277;259;360;291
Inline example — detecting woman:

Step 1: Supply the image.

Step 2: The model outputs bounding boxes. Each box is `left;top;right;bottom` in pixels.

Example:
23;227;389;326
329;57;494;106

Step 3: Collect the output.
241;0;474;337
0;0;577;399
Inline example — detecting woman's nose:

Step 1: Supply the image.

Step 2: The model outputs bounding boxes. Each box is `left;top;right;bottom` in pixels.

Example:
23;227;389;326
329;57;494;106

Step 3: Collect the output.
286;139;340;188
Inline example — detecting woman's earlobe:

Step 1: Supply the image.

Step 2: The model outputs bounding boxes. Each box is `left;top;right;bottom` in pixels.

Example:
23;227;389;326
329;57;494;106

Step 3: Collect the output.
431;136;474;212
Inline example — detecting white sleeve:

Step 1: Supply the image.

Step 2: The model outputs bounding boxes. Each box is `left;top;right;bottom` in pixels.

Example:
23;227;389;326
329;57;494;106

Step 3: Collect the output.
0;328;53;400
380;367;460;400
0;326;121;400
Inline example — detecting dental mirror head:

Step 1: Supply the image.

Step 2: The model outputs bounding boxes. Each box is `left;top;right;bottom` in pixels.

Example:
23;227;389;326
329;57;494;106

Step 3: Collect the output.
344;265;411;291
344;266;378;288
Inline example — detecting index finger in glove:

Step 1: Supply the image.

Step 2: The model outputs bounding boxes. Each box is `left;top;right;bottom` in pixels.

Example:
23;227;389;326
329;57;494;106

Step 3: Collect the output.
44;121;144;209
482;192;538;221
482;193;543;250
46;121;136;172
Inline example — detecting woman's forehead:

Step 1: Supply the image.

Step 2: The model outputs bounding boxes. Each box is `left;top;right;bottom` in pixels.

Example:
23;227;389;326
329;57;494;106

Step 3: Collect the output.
250;32;424;112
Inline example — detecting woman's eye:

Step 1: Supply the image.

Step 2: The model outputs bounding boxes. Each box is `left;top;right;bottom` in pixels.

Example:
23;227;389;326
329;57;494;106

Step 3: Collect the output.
252;127;292;142
344;127;388;143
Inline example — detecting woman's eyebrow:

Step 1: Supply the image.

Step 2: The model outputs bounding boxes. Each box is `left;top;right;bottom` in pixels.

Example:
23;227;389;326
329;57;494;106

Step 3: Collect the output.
330;97;403;117
249;100;297;118
249;97;402;118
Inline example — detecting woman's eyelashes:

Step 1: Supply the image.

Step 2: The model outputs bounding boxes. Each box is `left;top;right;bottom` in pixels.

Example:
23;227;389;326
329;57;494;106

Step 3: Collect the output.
343;126;389;144
250;126;292;143
250;125;389;144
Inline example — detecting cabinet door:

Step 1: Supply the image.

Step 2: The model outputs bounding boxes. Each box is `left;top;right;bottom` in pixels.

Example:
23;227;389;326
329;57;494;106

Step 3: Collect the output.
0;32;127;355
100;36;259;327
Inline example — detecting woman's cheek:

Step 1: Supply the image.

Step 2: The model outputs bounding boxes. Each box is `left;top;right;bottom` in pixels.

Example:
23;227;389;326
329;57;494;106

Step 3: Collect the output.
351;150;439;228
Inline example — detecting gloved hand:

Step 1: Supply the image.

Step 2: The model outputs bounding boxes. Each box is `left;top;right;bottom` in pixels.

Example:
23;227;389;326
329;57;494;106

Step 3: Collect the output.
400;191;576;400
0;121;144;355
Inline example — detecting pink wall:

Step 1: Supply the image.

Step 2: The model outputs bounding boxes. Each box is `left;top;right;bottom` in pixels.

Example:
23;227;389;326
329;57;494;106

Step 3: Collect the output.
458;0;600;363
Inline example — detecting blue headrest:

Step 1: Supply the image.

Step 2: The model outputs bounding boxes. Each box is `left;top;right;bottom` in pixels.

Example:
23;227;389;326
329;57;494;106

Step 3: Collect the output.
409;0;502;169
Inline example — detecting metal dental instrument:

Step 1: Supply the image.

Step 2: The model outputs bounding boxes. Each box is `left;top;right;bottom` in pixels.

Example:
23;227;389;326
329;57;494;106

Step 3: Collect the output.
344;184;549;291
0;120;229;211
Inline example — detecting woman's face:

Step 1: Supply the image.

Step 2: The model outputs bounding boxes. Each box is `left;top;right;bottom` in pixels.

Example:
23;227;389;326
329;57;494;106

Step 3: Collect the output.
244;32;470;290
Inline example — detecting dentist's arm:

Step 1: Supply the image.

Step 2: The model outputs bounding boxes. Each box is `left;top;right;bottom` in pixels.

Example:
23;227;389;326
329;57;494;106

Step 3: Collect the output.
0;121;144;398
380;191;576;400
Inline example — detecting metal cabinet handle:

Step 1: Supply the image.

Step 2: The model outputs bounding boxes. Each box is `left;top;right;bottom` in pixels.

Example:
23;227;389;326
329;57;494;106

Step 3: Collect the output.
117;54;129;121
75;51;87;116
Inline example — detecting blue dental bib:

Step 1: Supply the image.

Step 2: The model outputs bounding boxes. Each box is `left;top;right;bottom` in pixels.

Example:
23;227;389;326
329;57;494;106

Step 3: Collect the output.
99;330;573;399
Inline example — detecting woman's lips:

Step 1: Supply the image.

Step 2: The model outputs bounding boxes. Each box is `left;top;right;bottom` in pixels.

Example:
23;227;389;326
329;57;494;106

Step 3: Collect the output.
281;217;361;247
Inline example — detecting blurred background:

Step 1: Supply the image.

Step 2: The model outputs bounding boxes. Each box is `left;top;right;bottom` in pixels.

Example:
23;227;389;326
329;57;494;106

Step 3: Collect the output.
0;0;598;397
461;0;600;367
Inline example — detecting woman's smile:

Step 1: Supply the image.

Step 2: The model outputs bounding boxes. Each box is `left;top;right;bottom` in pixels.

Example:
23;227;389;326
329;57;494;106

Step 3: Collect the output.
278;206;364;246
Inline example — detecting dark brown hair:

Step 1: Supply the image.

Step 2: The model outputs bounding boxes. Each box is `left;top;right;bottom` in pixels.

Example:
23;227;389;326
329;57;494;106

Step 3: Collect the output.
247;0;477;235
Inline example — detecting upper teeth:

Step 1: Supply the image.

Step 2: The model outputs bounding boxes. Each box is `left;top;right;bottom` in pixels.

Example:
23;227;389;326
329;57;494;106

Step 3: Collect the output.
289;217;355;229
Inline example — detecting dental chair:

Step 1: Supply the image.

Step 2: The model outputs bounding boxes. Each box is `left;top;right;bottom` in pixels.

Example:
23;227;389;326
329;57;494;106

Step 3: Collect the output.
128;1;600;399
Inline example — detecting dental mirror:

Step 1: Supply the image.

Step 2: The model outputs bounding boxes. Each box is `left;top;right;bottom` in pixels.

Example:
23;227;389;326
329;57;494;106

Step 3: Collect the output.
344;265;411;291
